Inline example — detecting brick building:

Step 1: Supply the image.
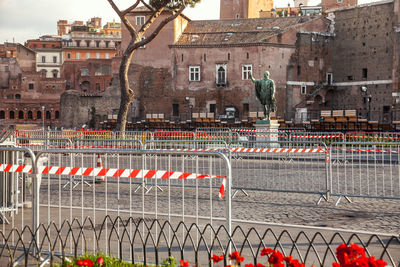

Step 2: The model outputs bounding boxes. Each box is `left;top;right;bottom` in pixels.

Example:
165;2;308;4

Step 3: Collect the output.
61;59;112;93
0;44;65;127
60;0;400;127
288;0;400;123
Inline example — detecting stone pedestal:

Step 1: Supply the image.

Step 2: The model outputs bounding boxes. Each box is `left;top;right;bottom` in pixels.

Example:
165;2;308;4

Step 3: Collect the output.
254;119;280;148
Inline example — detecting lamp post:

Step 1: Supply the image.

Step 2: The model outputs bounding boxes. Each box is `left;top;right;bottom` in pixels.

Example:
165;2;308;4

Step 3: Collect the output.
185;97;193;121
41;106;45;131
361;86;371;120
87;108;91;128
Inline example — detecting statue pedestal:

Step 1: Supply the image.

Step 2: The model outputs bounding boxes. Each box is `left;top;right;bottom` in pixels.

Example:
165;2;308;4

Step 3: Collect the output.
254;119;280;148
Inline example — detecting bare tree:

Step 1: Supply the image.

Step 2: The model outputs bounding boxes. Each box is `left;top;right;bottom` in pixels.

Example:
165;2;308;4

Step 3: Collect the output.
107;0;201;131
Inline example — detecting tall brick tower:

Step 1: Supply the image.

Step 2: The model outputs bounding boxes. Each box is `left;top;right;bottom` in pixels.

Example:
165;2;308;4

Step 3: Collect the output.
220;0;274;20
321;0;357;12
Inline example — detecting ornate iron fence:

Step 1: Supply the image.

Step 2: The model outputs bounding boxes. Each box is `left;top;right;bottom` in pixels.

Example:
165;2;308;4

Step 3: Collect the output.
1;216;399;266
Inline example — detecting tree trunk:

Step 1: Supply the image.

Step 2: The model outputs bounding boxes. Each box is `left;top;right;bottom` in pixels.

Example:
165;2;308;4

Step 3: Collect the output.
116;45;136;132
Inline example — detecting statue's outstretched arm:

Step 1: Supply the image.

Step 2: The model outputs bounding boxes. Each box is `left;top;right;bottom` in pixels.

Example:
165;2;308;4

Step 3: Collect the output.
249;71;256;83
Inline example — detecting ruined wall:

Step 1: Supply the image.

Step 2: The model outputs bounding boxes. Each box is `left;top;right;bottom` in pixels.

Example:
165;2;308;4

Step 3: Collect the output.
329;1;395;121
60;79;120;128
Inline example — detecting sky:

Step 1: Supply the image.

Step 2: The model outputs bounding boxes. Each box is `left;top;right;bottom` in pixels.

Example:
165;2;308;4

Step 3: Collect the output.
0;0;377;44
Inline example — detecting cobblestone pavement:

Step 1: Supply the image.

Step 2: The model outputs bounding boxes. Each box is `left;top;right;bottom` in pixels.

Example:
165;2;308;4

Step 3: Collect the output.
229;190;400;235
34;179;400;235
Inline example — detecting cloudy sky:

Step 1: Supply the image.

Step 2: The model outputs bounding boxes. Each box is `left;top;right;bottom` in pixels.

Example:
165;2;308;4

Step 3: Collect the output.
0;0;376;44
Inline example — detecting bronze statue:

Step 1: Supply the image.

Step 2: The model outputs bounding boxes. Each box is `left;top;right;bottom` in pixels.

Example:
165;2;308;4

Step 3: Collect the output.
249;71;276;120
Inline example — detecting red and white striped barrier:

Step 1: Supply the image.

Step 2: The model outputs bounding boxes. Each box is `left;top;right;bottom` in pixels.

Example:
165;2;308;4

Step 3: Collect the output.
346;135;400;140
0;164;226;198
230;147;327;153
290;135;343;139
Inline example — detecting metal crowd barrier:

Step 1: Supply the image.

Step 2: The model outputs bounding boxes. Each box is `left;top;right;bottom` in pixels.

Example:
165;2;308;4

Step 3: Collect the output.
345;132;400;143
229;140;330;202
329;142;400;205
32;149;231;232
289;131;345;144
16;137;73;152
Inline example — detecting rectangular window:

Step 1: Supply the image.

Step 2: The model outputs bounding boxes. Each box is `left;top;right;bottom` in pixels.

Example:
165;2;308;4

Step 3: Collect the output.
243;103;249;114
136;16;145;25
242;64;252;80
105;53;109;59
86;53;90;59
189;66;200;81
327;73;333;85
53;56;57;63
301;85;307;95
96;53;100;59
172;104;179;117
41;56;46;63
216;64;227;85
4;65;9;72
362;68;368;78
76;52;80;59
28;83;34;90
210;104;216;113
67;53;71;59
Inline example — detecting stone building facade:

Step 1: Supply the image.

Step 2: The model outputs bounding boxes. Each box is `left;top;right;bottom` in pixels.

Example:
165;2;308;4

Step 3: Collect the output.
61;59;113;93
26;36;63;78
288;0;400;123
0;50;65;127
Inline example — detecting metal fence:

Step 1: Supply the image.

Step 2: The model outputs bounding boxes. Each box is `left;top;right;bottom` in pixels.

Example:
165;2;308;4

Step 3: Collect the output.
229;141;330;202
289;132;345;144
1;217;399;266
330;142;400;205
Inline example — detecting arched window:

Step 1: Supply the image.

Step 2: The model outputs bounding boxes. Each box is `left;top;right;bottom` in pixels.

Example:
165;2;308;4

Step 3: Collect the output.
52;69;58;78
41;69;47;78
46;111;51;119
55;111;60;119
15;94;21;99
18;110;24;119
0;110;5;119
9;111;14;119
27;111;33;119
217;66;226;85
37;111;42;119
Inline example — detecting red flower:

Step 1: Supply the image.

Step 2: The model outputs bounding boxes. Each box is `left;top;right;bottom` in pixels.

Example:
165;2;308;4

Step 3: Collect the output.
368;257;387;267
76;259;94;267
268;250;284;265
229;251;241;260
333;243;387;267
260;248;274;256
237;256;245;263
245;264;254;267
96;256;104;266
180;259;189;267
256;263;265;267
212;254;224;263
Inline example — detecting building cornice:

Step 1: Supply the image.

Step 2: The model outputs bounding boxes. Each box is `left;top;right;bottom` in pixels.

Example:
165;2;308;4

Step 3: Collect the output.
169;42;295;49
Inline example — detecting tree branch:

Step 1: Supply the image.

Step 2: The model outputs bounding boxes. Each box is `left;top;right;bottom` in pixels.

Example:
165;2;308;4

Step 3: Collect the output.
121;0;141;16
139;6;165;34
138;2;187;47
140;0;155;12
107;0;138;38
